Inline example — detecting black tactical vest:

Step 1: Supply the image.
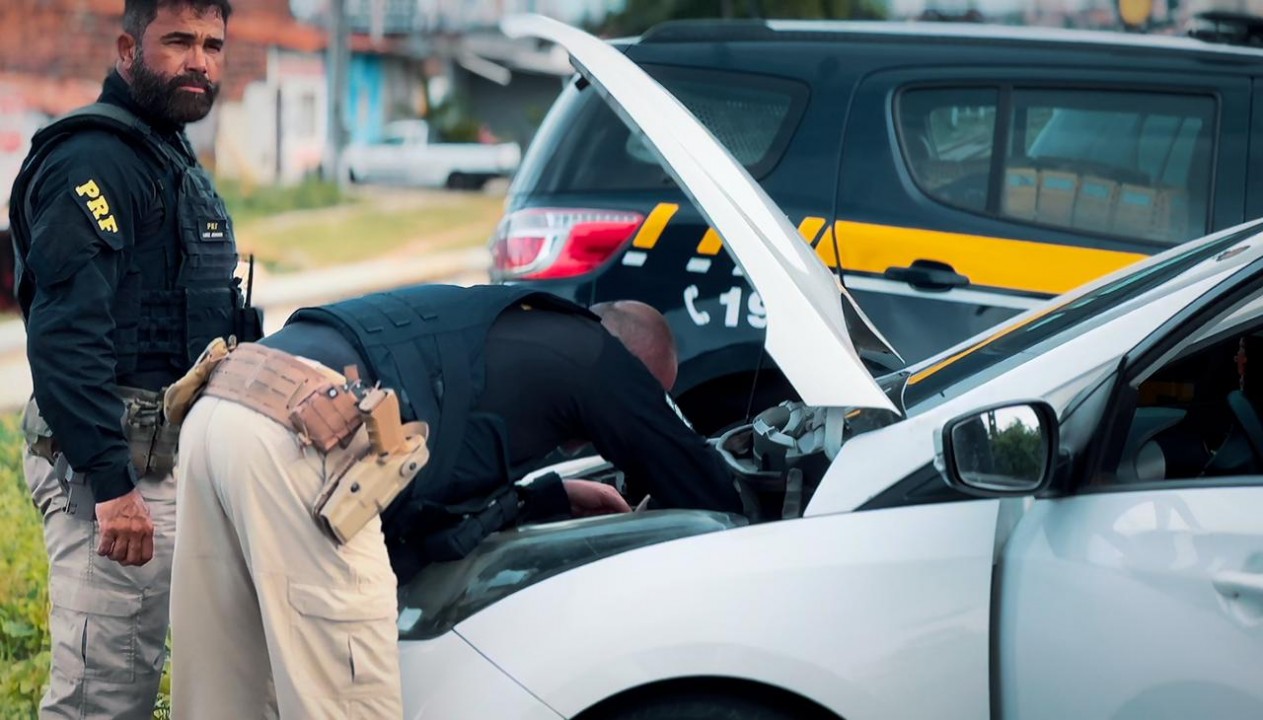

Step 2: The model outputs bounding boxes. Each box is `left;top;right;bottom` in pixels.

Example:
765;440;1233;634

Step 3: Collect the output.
288;284;594;551
9;103;262;375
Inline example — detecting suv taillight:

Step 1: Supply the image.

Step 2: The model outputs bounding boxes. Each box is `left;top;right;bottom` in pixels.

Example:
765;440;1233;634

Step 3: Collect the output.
491;208;644;280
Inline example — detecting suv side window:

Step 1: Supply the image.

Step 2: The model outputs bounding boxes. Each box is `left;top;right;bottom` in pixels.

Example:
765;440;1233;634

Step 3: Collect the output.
898;87;998;213
897;87;1217;246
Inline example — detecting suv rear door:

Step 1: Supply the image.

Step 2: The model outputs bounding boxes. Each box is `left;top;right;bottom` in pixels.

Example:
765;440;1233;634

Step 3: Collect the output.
838;66;1251;364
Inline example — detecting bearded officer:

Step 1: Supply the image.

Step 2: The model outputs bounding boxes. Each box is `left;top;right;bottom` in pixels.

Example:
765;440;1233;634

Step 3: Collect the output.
7;1;261;717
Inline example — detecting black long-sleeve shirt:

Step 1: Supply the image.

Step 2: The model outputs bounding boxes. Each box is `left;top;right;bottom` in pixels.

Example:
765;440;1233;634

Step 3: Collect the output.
472;306;741;513
265;304;743;524
20;72;194;502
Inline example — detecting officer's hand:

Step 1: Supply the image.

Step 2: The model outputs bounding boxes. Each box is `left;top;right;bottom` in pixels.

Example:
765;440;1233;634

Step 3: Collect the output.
95;489;155;567
562;479;631;518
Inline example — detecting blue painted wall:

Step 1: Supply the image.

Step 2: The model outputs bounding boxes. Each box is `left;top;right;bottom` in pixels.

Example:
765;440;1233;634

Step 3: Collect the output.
346;54;386;144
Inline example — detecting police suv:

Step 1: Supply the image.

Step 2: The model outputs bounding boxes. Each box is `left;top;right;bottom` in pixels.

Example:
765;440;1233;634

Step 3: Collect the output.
490;18;1263;434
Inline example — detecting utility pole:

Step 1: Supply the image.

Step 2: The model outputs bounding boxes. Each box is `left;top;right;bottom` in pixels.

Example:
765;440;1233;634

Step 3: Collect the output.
324;0;350;185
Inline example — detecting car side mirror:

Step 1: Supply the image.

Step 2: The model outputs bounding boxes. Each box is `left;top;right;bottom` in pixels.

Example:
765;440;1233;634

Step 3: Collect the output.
935;401;1058;497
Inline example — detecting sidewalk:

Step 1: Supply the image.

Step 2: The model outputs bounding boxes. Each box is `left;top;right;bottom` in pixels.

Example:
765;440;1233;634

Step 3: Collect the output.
0;245;491;412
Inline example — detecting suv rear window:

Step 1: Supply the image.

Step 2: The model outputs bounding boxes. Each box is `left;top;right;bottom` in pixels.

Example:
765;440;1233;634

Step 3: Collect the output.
514;65;808;194
897;87;1217;246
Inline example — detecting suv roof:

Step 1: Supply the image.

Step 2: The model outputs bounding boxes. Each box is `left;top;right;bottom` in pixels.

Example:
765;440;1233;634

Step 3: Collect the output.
633;19;1263;64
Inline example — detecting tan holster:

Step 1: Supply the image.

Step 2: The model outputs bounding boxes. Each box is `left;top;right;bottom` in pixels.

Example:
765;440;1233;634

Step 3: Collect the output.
163;336;235;426
174;339;430;544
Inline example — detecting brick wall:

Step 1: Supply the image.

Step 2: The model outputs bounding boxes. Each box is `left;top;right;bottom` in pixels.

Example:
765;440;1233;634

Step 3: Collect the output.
0;0;324;106
0;0;122;81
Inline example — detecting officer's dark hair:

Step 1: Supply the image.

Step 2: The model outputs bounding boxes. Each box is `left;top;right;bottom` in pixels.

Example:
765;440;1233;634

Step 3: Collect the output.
123;0;232;40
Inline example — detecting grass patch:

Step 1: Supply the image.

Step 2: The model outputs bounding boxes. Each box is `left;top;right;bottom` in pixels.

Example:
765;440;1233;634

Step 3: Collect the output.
235;192;504;273
0;415;49;719
203;178;506;274
217;177;348;226
0;416;172;719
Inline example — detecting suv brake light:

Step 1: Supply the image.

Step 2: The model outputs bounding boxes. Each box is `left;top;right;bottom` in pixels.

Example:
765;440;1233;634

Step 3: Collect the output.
491;208;644;280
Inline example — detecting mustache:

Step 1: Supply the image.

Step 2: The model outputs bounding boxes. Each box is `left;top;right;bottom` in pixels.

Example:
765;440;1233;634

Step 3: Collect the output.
170;73;215;93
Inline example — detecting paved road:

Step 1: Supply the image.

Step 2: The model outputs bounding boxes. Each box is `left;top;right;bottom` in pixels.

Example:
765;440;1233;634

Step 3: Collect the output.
0;246;491;412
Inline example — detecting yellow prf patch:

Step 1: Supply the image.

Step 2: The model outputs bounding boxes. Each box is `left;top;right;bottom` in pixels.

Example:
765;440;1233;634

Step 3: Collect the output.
74;179;119;234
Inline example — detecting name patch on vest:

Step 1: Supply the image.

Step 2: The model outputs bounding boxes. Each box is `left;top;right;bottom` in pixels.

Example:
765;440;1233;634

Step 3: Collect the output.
73;179;119;234
201;218;228;241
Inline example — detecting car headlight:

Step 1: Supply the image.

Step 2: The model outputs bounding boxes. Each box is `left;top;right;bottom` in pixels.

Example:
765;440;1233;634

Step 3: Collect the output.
396;509;747;640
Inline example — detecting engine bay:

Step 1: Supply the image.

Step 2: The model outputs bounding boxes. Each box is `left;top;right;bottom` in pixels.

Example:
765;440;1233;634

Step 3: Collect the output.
709;402;842;522
543;400;852;524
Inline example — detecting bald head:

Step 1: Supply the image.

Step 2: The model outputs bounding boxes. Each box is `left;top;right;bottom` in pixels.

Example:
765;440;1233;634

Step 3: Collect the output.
590;300;678;391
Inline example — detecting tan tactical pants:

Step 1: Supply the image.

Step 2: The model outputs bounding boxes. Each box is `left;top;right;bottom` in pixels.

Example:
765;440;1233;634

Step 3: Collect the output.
24;451;177;720
170;395;402;719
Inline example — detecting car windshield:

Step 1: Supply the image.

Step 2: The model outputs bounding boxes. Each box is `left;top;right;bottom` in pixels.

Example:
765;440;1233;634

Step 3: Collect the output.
896;224;1263;412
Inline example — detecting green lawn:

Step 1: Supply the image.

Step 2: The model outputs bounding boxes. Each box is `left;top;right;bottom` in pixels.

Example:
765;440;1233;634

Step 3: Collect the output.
218;178;505;274
234;191;505;273
217;178;348;226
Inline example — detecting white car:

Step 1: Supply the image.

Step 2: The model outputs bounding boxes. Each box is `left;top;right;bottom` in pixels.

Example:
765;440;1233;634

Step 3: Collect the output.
395;15;1263;720
343;119;521;190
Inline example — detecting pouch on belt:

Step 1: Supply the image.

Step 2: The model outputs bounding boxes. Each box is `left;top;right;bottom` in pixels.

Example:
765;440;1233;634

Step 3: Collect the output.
21;395;58;462
22;387;179;480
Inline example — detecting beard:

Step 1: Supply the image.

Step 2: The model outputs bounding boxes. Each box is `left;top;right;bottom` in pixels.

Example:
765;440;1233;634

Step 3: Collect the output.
128;52;219;126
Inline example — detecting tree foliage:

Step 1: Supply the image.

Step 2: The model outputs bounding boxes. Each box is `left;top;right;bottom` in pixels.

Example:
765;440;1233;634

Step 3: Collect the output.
991;421;1043;480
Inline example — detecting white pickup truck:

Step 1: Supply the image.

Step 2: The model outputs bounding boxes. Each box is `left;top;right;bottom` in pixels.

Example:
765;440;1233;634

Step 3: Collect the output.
342;119;521;190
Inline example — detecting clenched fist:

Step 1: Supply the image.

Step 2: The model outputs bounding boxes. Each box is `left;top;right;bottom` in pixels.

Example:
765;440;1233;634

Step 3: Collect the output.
95;488;155;566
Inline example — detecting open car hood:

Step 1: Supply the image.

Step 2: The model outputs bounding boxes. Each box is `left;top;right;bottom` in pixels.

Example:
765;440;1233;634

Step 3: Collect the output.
502;14;897;412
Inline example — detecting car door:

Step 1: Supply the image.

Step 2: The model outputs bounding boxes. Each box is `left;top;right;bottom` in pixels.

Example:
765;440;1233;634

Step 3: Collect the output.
361;130;408;184
838;68;1250;365
997;256;1263;719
